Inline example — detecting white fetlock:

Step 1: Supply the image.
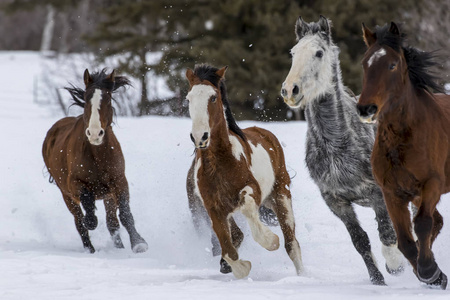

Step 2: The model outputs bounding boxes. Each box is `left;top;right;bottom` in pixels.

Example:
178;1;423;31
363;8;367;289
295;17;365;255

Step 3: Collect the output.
259;231;280;251
224;254;252;279
382;243;404;273
132;242;148;253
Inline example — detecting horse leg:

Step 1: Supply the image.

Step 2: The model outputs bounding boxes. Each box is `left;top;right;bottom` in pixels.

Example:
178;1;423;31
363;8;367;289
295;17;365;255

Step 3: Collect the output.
62;193;95;253
272;186;303;275
103;196;124;249
431;209;443;248
187;160;222;257
413;179;447;289
220;216;244;274
117;188;148;253
80;188;98;230
209;210;251;279
322;192;385;285
383;192;419;271
371;189;404;275
240;186;280;251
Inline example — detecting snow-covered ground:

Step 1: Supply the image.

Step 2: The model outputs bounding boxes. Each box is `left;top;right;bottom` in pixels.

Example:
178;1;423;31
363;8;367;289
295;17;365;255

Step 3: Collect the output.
0;52;449;299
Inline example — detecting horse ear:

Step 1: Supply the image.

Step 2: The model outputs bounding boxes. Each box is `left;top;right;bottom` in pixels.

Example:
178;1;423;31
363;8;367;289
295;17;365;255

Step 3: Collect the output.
216;66;228;79
362;23;376;47
389;22;400;36
185;68;196;86
295;16;309;40
84;69;93;87
106;69;116;82
318;15;331;35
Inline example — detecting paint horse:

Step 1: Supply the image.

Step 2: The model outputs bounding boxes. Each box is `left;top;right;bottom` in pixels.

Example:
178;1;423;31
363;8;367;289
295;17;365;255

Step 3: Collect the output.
357;22;449;289
42;69;148;254
281;16;404;285
185;64;303;279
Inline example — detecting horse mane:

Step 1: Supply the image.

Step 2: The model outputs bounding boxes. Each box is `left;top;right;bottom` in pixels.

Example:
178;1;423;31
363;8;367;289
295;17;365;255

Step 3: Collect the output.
193;64;246;141
374;24;444;93
65;69;131;108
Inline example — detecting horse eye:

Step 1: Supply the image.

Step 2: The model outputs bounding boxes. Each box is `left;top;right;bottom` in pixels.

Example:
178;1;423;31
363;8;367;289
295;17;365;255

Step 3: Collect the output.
315;50;323;58
389;63;397;70
211;96;217;103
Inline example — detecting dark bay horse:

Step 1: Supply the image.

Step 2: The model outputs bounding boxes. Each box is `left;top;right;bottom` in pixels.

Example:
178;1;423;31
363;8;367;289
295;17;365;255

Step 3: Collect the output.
185;64;303;279
42;69;148;254
357;22;449;289
281;15;403;285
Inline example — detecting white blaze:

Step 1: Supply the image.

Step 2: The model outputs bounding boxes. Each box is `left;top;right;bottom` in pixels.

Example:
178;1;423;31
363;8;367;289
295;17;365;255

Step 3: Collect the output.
86;89;104;145
368;48;386;67
187;84;216;144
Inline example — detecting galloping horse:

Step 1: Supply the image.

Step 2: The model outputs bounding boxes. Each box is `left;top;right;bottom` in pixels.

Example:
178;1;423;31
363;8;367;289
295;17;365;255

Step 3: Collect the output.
357;22;449;289
185;64;303;279
42;69;148;254
281;16;403;285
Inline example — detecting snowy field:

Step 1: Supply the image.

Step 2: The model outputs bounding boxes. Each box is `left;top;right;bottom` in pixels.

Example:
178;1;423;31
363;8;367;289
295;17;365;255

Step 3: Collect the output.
1;52;449;299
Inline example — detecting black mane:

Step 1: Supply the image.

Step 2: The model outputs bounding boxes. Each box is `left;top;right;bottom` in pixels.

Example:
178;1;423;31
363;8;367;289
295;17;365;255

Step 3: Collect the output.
193;64;246;141
65;69;131;108
374;24;444;93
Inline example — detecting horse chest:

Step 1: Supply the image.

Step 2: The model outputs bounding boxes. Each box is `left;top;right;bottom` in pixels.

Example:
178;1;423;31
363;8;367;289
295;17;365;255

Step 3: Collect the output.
372;137;420;197
305;132;372;192
194;142;275;210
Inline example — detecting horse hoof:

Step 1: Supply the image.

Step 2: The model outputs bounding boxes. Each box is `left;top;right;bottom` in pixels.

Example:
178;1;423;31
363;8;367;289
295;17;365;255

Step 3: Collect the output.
370;272;386;286
83;215;98;230
386;263;404;276
231;260;251;279
220;258;232;274
418;267;448;289
259;205;279;227
132;242;148;253
84;245;95;253
112;235;125;249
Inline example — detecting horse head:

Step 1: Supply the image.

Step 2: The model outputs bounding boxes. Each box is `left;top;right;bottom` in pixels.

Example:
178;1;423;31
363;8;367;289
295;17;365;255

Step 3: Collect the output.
357;22;407;123
281;15;336;109
185;65;228;149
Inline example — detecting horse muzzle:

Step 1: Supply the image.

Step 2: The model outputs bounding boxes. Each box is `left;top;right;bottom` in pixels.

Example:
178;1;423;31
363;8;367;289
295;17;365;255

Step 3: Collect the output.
281;82;305;108
356;104;378;124
191;132;210;149
283;95;305;109
86;127;105;146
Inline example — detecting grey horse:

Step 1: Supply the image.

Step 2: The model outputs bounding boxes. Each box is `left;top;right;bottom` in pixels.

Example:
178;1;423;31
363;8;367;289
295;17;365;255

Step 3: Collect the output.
281;15;404;285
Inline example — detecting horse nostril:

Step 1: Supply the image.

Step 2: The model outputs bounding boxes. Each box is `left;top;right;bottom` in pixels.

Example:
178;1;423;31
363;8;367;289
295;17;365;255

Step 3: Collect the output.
190;133;195;143
86;129;91;136
367;105;378;115
99;129;104;137
292;85;299;95
281;88;287;97
201;132;209;141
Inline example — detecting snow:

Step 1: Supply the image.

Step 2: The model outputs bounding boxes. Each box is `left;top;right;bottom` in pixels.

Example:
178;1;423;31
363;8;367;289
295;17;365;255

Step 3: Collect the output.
0;51;449;299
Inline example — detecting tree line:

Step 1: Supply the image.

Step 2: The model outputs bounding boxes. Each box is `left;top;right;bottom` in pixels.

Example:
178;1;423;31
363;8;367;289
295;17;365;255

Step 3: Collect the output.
1;0;449;120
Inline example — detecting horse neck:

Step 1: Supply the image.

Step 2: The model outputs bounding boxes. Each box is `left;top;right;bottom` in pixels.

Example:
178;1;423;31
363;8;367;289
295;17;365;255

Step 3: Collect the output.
378;79;427;130
304;58;354;140
197;118;234;170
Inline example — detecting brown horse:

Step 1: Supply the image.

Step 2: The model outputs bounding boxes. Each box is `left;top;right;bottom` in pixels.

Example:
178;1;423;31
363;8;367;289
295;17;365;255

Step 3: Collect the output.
42;69;148;254
185;64;303;279
357;22;449;289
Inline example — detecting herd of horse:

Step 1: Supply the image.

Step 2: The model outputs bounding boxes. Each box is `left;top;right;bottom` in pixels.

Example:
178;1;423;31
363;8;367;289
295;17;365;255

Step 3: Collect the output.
42;16;449;290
